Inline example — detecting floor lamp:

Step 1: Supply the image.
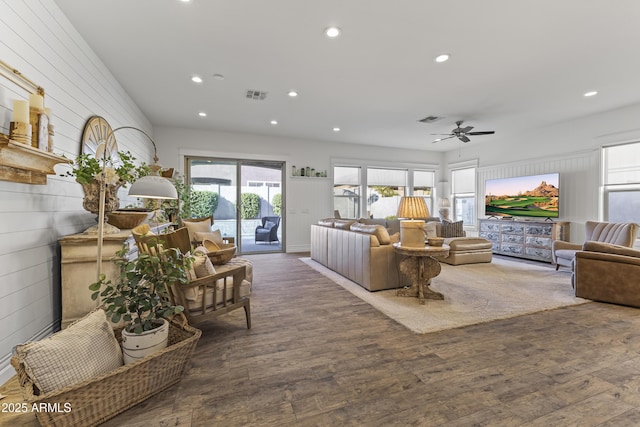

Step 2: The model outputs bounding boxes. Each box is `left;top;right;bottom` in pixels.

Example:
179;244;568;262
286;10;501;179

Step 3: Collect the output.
96;126;177;281
397;196;430;248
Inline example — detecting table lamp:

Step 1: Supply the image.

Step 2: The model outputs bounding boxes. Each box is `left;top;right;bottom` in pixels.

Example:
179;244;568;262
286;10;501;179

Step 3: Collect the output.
397;196;430;248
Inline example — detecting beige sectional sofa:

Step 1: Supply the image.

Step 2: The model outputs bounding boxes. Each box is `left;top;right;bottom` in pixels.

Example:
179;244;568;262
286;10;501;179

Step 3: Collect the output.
310;217;492;292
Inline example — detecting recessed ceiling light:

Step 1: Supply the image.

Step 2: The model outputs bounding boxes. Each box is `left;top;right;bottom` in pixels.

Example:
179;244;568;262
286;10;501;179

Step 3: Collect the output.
198;112;207;117
288;90;299;97
435;54;450;63
333;127;341;132
270;120;278;125
324;27;342;38
584;91;598;97
179;0;192;3
191;75;203;83
212;73;225;80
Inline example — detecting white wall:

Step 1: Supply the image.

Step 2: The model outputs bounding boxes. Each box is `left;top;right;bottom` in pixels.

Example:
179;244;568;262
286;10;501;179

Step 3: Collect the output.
0;0;154;384
443;103;640;243
154;125;444;252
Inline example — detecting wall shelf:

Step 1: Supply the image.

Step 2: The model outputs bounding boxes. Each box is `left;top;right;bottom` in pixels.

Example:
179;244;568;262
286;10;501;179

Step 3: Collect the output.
0;60;70;184
0;134;70;184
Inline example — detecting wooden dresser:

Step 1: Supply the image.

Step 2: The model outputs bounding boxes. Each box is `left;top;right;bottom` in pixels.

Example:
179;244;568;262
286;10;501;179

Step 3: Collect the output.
478;219;570;262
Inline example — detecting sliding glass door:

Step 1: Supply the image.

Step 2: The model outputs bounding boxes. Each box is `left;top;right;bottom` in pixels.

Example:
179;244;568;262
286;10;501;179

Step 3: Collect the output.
186;157;284;254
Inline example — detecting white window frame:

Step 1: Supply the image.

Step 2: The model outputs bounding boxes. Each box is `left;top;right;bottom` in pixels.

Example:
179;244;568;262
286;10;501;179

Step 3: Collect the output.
450;160;478;227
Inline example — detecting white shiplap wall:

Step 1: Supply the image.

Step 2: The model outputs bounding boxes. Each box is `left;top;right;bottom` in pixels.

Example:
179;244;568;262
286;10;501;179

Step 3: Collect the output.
477;149;599;243
0;0;154;384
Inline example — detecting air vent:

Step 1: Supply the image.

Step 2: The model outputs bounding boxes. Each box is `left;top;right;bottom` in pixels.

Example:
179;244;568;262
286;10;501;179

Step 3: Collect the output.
246;90;267;100
418;115;443;123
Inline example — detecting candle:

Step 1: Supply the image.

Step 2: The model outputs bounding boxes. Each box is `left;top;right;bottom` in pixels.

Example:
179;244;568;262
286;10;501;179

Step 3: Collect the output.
13;100;29;123
29;93;44;110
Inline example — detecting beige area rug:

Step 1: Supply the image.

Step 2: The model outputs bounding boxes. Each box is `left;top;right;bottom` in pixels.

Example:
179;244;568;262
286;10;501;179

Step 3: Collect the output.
300;257;589;334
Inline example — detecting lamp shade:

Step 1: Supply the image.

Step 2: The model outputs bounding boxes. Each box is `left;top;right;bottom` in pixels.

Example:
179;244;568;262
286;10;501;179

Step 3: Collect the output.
128;175;178;199
397;196;430;219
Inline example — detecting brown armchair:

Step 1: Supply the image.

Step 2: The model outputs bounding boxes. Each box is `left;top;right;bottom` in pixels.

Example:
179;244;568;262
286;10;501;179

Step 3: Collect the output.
552;221;638;270
574;241;640;308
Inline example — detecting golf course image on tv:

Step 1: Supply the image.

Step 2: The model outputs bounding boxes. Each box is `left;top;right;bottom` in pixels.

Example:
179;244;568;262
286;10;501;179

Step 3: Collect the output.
485;173;559;218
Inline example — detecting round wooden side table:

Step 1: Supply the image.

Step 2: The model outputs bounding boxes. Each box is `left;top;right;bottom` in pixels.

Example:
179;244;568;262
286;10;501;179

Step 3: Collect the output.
393;243;450;304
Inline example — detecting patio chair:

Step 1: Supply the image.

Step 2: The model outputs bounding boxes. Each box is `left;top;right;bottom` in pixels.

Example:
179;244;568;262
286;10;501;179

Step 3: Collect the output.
255;216;280;244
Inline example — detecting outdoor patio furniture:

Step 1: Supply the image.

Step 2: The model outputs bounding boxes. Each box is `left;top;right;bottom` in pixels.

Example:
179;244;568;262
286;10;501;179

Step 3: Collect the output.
255;216;280;244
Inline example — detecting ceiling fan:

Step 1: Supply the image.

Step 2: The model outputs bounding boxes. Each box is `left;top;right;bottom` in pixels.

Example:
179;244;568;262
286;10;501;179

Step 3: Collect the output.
431;121;495;143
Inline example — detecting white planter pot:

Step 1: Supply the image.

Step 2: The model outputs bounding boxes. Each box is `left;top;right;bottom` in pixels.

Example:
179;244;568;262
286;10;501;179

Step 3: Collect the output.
121;318;169;365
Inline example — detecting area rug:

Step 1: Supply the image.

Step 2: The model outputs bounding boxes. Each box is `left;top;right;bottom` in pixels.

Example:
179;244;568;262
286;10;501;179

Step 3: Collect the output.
300;257;589;334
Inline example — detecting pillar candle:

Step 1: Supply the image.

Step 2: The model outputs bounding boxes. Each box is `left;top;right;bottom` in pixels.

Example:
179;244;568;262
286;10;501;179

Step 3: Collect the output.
29;93;44;111
13;100;29;122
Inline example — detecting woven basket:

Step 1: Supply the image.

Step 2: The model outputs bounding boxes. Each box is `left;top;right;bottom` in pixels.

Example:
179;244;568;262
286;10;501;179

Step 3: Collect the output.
106;211;149;229
11;320;201;427
203;241;236;265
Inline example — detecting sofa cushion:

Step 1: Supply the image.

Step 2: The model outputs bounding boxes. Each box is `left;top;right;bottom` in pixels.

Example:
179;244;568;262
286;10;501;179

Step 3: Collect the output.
350;223;391;245
334;219;357;230
14;310;123;394
441;220;465;237
317;218;336;227
447;237;493;251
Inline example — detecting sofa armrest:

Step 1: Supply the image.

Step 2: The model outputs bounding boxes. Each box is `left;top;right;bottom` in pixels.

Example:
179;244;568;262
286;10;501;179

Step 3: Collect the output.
582;241;640;258
552;240;581;252
576;249;640;267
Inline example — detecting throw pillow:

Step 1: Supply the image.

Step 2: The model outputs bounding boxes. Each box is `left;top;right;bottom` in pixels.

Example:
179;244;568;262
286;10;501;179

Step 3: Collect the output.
424;221;439;238
14;310;123;394
195;229;224;245
264;220;277;231
183;219;212;243
192;246;217;278
441;220;464;238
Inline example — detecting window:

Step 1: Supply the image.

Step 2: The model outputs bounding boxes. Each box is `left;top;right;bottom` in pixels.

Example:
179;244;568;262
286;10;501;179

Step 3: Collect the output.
452;166;476;225
602;142;640;232
366;168;407;219
333;166;361;219
413;170;435;216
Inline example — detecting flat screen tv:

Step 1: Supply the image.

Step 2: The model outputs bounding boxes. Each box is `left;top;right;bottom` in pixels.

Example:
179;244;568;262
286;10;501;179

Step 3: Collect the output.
485;173;559;218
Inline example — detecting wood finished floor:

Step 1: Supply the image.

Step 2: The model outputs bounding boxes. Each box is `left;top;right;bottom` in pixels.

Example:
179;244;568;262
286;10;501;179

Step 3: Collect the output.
3;253;640;426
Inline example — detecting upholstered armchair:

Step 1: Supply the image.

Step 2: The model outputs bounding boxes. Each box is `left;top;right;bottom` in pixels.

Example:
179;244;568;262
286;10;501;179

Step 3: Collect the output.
574;241;640;308
255;216;280;244
552;221;638;270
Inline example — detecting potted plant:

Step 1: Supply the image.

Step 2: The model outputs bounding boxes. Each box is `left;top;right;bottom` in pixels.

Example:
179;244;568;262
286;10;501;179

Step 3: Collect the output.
63;151;150;223
89;244;192;364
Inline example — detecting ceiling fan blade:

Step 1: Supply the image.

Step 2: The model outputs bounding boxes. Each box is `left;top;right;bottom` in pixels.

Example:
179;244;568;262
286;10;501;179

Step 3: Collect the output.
458;135;471;143
467;131;495;135
430;133;455;136
432;135;455;143
460;126;474;133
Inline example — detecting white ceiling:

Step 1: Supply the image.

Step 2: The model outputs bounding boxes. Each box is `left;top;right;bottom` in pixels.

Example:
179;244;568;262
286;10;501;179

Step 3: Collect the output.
54;0;640;152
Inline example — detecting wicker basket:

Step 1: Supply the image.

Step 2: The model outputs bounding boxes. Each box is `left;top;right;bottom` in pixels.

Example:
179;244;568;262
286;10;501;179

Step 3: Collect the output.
203;241;237;265
11;320;201;427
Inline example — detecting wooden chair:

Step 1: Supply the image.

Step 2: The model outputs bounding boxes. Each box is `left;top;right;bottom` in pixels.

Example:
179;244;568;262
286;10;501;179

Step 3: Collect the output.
134;226;251;329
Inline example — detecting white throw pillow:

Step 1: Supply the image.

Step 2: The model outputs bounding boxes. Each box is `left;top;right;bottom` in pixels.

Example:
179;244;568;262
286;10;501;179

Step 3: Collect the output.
425;221;439;238
14;310;123;394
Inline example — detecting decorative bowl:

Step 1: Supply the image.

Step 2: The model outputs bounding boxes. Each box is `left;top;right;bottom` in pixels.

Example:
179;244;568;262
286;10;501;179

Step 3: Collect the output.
203;241;237;265
106;210;149;230
427;237;445;247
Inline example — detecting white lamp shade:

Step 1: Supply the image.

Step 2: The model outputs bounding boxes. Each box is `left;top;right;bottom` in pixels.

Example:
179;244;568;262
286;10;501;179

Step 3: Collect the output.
128;175;178;199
